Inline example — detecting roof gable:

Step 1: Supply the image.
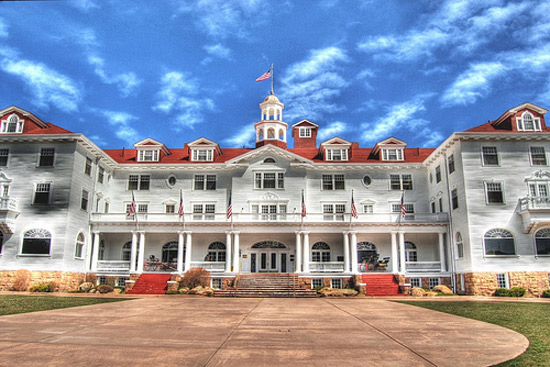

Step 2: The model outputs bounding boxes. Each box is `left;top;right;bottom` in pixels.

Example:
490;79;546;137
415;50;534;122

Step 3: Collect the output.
291;120;318;129
226;144;313;165
320;137;352;146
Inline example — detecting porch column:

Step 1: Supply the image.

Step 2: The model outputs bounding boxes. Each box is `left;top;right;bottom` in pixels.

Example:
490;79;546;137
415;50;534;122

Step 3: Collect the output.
398;232;406;273
391;232;398;274
439;232;447;272
295;231;302;273
350;231;358;274
184;231;192;272
302;231;310;273
130;231;138;273
343;231;350;273
233;232;240;273
177;231;184;273
225;231;232;273
91;231;100;272
137;232;145;273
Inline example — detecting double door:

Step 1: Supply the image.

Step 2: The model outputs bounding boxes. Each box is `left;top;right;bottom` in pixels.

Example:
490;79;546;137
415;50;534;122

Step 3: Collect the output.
251;252;288;273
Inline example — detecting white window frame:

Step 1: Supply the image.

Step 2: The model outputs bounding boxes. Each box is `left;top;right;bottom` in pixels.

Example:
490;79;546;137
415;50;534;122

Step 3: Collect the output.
81;189;89;211
322;174;345;190
192;203;216;220
37;147;55;167
451;188;459;210
97;166;105;184
165;204;176;214
484;229;516;257
331;278;343;289
137;149;160;162
529;146;547;166
481;146;499;166
496;273;509;289
312;278;323;289
448;154;455;174
194;174;217;190
456;232;464;259
391;203;415;214
127;175;150;191
0;148;9;167
191;148;214;162
516;112;541;132
254;171;284;190
325;148;348;161
484;181;505;204
435;165;441;183
84;157;92;176
429;278;440;290
0;114;24;134
211;278;223;289
33;182;53;205
75;233;85;259
20;228;52;256
389;174;413;190
382;148;404;161
299;127;312;138
410;278;421;288
322;202;346;221
251;202;287;221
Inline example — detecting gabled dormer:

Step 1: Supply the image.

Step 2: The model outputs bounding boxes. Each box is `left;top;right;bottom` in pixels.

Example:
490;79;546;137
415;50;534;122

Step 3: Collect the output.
133;138;171;162
0;106;49;135
320;137;352;161
372;137;407;161
188;137;222;162
491;102;548;132
292;120;318;149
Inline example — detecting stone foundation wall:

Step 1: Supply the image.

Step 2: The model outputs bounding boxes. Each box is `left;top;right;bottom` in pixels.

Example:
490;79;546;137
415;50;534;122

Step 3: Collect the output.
299;276;354;290
460;271;550;297
403;276;452;294
0;270;86;292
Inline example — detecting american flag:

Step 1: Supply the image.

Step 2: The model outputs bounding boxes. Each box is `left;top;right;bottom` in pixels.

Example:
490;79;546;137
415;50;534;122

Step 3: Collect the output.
256;66;272;82
351;192;358;219
400;191;406;218
301;191;307;218
178;189;184;219
127;191;136;217
227;192;232;219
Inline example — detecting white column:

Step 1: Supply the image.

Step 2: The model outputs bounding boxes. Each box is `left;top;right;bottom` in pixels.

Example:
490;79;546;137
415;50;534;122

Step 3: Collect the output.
91;232;100;272
137;232;145;273
302;231;310;273
225;231;232;273
184;232;192;272
177;231;184;273
350;231;358;274
295;231;302;273
399;232;406;274
439;232;447;272
233;232;240;273
343;231;350;273
130;231;138;273
391;232;398;274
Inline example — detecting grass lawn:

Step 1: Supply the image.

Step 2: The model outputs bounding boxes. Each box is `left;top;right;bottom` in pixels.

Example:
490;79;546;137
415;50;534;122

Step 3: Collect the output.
398;301;550;367
0;295;128;316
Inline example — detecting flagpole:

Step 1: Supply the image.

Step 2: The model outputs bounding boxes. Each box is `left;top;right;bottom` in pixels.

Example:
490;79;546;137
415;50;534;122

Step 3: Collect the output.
271;63;274;94
349;189;354;228
181;189;186;232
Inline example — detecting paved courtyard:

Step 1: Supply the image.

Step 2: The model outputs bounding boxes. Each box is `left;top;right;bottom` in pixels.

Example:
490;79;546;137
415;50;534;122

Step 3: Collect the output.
0;297;528;367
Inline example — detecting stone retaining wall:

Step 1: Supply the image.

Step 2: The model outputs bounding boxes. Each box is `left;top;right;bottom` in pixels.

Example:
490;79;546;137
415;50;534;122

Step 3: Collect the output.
0;270;86;292
459;271;550;297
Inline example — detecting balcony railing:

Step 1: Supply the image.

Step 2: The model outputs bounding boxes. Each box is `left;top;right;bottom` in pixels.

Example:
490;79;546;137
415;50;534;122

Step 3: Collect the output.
97;260;131;273
309;262;345;273
405;261;441;273
91;212;449;224
0;197;17;211
518;196;550;211
190;261;225;272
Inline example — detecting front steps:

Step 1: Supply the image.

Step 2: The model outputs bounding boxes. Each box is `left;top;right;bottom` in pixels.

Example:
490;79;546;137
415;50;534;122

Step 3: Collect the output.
214;273;317;298
127;274;171;294
362;274;403;296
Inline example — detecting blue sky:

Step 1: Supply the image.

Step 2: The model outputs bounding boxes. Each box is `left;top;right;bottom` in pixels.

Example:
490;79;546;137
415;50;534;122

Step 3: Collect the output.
1;0;549;149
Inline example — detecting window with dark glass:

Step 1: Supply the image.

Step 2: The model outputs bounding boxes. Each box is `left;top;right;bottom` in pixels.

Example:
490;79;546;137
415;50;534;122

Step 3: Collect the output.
448;154;455;174
97;166;105;184
390;174;413;190
194;175;216;190
485;182;504;204
451;189;459;209
530;147;547;166
535;228;550;255
39;148;55;167
322;174;344;190
84;157;92;176
128;175;150;190
34;183;51;204
0;149;8;166
21;229;52;255
81;189;89;211
482;146;499;166
435;166;441;183
484;229;515;256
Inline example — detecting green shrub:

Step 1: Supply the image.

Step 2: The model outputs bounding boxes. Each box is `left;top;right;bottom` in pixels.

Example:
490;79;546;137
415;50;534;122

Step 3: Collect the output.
313;286;324;291
494;288;510;297
29;283;53;292
509;287;526;297
96;284;114;294
180;268;211;289
166;290;179;295
541;290;550;298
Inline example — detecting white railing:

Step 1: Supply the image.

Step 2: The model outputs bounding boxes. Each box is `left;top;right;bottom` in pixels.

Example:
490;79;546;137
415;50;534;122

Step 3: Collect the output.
519;196;550;211
0;197;17;211
405;261;441;272
91;212;449;224
190;261;225;272
309;262;345;273
97;260;131;273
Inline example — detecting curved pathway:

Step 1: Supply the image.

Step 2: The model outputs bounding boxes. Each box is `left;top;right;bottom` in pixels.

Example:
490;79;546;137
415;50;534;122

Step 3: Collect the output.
0;297;528;366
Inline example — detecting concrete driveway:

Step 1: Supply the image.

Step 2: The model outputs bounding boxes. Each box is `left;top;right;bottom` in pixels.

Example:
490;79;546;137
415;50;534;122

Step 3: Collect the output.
0;297;528;367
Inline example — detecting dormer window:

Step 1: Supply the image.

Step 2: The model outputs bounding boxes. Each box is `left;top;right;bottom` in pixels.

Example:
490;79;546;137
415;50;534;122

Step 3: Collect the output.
138;149;159;162
517;112;541;131
1;114;24;134
382;148;404;161
192;149;214;162
326;148;348;161
299;128;312;138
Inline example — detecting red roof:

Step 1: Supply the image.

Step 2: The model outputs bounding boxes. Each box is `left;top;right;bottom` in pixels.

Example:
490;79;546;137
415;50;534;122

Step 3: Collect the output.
24;122;74;135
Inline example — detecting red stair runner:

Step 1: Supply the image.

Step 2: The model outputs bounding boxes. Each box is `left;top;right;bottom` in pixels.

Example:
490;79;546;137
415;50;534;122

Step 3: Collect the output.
127;274;171;294
361;274;402;296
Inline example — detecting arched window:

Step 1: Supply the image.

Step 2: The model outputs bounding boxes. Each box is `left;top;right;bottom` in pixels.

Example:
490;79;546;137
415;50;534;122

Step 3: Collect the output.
162;241;179;263
456;233;464;259
258;130;264;140
251;241;286;249
357;242;377;263
523;113;534;130
0;231;4;254
122;242;132;260
207;242;226;262
278;129;284;140
21;229;51;255
263;158;275;164
518;112;541;131
312;242;330;262
267;128;275;139
2;114;23;133
535;228;550;255
268;108;275;120
484;229;515;256
75;232;85;258
405;241;417;262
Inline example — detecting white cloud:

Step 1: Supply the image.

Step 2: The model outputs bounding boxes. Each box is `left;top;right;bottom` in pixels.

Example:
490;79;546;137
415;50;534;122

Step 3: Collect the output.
0;17;8;38
285;47;349;82
87;54;142;97
70;0;100;11
223;124;255;147
0;56;81;112
96;109;140;144
154;71;214;129
440;62;507;107
204;44;232;60
317;121;348;140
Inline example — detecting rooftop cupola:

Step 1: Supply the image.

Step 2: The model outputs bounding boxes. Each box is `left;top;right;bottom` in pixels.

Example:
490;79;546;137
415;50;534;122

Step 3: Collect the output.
254;91;288;149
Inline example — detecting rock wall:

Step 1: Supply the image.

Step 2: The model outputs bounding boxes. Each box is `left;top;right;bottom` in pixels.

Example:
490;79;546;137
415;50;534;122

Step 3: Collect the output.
461;271;550;297
0;270;86;292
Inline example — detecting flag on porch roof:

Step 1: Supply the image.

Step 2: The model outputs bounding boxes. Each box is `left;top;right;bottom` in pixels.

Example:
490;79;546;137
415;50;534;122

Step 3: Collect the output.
351;191;358;219
301;191;307;218
227;192;233;219
400;191;406;218
178;189;184;218
127;191;136;217
256;65;272;82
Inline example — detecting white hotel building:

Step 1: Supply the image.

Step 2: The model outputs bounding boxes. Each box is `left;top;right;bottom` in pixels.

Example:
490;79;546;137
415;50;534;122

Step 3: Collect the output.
0;94;549;296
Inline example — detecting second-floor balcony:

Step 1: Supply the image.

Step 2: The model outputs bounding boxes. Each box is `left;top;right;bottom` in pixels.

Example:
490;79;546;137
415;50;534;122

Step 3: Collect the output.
0;196;19;234
90;212;449;226
518;196;550;233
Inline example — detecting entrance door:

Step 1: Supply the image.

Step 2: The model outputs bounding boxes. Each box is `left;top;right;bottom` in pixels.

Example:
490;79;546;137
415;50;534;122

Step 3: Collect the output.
257;252;279;272
281;253;287;273
251;253;257;273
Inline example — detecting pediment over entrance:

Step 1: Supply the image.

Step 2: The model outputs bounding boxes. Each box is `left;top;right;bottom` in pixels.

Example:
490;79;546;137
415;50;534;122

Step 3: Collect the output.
251;241;287;249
